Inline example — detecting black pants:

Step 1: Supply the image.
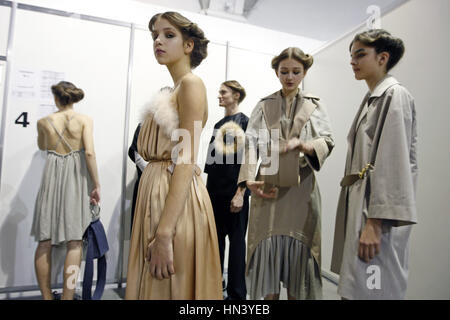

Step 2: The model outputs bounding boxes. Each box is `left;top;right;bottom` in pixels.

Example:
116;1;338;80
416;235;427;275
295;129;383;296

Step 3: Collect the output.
130;172;141;234
209;193;249;300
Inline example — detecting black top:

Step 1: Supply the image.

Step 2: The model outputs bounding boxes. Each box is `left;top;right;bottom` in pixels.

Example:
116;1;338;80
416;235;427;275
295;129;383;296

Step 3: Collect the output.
204;112;250;197
128;123;143;178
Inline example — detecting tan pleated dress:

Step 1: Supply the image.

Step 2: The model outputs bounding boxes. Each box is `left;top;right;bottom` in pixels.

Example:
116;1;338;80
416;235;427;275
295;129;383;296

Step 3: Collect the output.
125;88;222;300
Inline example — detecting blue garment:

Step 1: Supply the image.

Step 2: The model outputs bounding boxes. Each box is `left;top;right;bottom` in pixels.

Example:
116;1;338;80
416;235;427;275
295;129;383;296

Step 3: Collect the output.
82;218;109;300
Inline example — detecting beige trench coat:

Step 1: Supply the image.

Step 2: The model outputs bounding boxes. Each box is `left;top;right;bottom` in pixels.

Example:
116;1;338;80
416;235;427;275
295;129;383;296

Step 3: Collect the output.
331;75;418;299
238;90;334;273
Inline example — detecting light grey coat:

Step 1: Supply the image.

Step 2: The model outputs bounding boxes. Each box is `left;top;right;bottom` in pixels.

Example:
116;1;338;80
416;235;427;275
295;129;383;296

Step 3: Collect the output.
331;75;418;299
238;90;334;273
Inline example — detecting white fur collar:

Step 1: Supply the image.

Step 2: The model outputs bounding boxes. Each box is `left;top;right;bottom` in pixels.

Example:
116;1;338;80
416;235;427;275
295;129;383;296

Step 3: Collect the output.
140;87;179;137
214;120;246;155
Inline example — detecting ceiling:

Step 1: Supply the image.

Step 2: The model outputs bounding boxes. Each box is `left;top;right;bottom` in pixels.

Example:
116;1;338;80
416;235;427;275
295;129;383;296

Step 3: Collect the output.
133;0;408;42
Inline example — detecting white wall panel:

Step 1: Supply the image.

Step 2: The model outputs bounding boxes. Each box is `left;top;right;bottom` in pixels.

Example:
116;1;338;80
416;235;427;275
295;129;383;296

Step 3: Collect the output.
0;5;10;56
0;9;130;288
227;47;280;117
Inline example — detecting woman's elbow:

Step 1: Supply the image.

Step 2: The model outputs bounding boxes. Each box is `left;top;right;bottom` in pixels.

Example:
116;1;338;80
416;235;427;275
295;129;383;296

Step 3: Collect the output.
85;150;96;159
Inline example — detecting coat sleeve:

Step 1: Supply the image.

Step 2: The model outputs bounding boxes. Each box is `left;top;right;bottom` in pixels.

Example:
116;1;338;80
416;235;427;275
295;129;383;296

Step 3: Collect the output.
367;87;418;226
304;99;335;171
238;103;264;184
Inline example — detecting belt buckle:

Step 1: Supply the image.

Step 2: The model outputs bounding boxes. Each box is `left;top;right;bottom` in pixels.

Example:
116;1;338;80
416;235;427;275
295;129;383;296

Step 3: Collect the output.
358;163;374;179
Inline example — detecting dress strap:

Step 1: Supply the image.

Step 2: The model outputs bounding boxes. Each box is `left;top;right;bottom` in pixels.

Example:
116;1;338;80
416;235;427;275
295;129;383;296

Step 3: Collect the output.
46;115;74;152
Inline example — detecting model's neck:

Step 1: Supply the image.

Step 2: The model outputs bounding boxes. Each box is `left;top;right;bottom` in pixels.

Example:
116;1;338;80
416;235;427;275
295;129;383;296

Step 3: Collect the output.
167;58;192;88
281;87;299;101
224;103;240;117
57;105;74;112
366;72;387;93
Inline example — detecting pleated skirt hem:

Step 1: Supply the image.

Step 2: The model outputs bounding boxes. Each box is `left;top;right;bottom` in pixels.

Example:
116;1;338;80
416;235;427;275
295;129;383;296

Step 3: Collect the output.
246;235;322;300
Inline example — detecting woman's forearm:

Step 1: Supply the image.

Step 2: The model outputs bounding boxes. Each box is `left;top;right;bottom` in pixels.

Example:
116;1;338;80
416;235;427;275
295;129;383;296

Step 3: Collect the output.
85;151;100;188
156;163;196;238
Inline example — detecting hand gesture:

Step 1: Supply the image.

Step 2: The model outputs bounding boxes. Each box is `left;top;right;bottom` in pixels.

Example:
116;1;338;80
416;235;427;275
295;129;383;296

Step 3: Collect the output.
358;219;382;263
146;235;175;280
246;181;278;199
90;186;101;206
283;138;314;156
230;192;244;213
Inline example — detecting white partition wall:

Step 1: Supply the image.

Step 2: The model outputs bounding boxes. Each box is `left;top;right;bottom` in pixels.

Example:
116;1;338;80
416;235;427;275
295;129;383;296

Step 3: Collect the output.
0;4;10;56
226;46;280;117
0;6;130;288
193;42;228;172
0;3;10;134
305;0;450;299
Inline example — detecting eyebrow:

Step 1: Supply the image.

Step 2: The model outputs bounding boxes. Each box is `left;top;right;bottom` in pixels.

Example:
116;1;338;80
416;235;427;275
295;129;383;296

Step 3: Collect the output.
152;27;176;34
279;67;302;70
352;48;366;55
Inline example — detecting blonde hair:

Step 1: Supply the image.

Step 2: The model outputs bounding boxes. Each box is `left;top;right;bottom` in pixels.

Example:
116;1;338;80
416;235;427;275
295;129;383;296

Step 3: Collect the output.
222;80;246;104
271;47;313;72
149;11;209;69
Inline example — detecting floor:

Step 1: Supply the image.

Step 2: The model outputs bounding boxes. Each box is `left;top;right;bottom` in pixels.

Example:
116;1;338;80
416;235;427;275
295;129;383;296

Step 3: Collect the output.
1;276;340;300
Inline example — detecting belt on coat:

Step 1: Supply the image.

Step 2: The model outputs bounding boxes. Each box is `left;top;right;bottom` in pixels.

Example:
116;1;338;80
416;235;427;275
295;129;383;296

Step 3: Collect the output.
340;163;374;187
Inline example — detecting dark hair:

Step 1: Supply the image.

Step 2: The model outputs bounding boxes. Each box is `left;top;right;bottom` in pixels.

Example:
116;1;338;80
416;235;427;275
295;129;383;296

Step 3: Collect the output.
350;29;405;71
222;80;246;104
51;81;84;106
149;11;209;69
271;47;314;72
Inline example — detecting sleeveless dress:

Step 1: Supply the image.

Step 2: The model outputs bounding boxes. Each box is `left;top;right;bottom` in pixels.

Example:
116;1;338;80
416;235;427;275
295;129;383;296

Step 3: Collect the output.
31;116;93;245
125;88;222;300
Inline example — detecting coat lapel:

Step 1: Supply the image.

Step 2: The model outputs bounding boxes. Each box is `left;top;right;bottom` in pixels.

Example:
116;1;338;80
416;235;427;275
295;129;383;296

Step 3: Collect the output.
289;93;317;139
261;91;282;132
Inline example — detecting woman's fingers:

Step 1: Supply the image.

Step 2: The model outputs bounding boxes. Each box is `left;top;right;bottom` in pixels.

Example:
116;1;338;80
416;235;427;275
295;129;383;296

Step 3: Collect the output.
168;262;175;276
358;242;379;263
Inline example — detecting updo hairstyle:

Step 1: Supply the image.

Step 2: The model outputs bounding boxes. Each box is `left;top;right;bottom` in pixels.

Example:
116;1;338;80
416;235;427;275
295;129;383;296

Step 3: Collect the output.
149;11;209;69
271;47;314;72
350;29;405;71
51;81;84;106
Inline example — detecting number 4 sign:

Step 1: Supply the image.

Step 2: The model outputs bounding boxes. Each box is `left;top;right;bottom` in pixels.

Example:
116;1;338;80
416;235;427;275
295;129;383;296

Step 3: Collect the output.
15;112;30;127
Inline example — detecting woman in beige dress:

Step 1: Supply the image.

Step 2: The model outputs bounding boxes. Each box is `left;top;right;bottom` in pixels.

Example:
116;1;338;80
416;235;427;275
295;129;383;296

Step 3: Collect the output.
32;81;101;300
238;47;334;300
125;12;222;300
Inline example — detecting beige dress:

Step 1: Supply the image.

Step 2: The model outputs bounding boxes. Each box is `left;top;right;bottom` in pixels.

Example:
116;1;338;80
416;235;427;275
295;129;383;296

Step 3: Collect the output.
125;88;222;300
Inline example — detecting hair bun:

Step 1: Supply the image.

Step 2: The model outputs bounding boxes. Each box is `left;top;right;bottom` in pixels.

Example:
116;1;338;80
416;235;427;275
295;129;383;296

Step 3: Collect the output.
51;81;84;106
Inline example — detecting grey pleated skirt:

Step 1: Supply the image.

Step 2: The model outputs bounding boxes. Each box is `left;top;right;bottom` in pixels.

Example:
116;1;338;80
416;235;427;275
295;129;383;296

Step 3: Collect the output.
31;150;93;245
246;235;322;300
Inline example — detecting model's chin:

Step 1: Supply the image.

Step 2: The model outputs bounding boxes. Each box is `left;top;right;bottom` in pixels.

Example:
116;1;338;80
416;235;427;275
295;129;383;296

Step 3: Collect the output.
154;56;167;65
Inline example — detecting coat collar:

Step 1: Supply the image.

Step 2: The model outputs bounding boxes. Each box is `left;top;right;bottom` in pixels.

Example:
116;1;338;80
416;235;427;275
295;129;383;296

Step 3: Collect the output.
369;74;399;98
260;89;317;140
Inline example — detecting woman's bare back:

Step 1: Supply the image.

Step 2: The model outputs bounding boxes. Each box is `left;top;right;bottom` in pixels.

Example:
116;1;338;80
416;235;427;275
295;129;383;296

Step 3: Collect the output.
38;111;90;155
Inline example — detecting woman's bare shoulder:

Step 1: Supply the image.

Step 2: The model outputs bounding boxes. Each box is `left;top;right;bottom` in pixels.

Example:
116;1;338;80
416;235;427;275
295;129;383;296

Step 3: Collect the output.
180;73;205;90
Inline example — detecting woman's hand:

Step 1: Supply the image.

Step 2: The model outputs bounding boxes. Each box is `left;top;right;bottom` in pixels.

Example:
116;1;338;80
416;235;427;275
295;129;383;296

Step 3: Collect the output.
246;181;278;199
358;218;382;263
230;187;245;213
146;234;175;280
90;186;101;206
283;137;315;156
